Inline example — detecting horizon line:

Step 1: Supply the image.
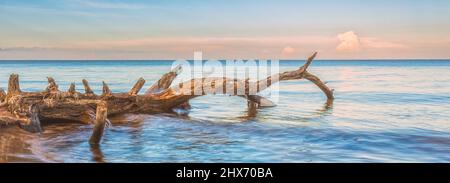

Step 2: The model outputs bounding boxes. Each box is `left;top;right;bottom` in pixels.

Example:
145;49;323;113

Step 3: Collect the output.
1;58;450;61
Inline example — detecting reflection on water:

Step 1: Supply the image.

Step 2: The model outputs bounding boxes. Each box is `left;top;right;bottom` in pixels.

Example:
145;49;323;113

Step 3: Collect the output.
90;145;104;163
1;60;450;162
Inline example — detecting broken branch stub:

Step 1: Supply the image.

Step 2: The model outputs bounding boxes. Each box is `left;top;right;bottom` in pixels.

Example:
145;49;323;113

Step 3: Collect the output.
6;74;21;100
102;81;112;97
89;101;108;145
46;77;59;92
82;79;95;96
68;83;76;94
146;65;182;94
129;77;146;96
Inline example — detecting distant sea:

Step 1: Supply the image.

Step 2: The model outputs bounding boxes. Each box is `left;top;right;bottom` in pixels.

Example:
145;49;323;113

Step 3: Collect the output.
1;60;450;162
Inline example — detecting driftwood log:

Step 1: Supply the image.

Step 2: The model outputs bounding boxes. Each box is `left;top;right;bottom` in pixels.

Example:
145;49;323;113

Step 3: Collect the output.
0;52;333;145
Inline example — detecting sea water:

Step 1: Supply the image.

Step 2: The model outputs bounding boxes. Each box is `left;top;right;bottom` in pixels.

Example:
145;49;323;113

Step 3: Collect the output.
0;60;449;162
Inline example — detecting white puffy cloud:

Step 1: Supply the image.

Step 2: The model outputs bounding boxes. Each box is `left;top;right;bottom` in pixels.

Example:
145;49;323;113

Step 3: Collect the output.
336;31;361;52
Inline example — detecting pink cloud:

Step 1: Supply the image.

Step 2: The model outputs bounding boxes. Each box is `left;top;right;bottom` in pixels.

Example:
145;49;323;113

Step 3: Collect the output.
336;31;361;52
5;33;444;59
281;46;297;58
360;37;408;49
336;31;409;53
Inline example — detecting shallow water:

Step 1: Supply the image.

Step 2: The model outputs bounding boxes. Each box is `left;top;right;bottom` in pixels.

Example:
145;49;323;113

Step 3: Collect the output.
1;60;450;162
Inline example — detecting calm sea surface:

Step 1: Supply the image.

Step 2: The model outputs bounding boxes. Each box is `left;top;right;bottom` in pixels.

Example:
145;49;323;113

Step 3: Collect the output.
1;60;450;162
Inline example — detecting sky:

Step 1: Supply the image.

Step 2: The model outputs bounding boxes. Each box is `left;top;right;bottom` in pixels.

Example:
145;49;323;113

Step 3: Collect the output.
0;0;449;59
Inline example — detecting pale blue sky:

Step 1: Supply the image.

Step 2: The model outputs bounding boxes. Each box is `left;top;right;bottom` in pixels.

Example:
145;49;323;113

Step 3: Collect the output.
1;0;449;59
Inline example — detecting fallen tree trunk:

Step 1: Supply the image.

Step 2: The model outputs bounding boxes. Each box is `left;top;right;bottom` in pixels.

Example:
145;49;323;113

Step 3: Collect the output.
0;52;333;144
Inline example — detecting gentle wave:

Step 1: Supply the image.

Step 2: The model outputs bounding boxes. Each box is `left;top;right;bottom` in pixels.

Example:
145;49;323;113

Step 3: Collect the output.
1;60;450;162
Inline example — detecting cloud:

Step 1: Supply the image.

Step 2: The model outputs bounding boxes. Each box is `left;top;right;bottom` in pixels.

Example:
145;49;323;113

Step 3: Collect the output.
361;38;408;49
336;31;408;52
1;36;336;59
281;46;297;58
0;37;319;59
0;47;50;51
0;35;419;59
67;0;147;10
336;31;361;52
0;4;111;17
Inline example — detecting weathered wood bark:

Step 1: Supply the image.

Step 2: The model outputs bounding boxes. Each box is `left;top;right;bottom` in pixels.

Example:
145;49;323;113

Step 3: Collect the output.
89;101;108;145
0;52;334;144
82;79;94;96
129;78;145;96
146;65;182;94
102;81;112;97
0;89;6;107
149;52;333;110
68;83;76;94
18;104;43;133
247;100;258;117
303;71;334;106
46;77;59;92
7;74;21;96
